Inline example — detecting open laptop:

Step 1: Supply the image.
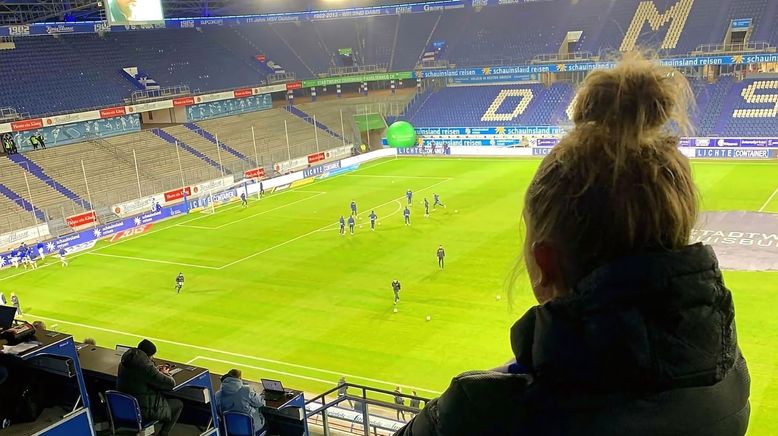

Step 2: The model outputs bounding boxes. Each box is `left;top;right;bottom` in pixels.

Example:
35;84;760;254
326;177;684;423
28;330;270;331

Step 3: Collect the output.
0;305;17;330
115;344;132;356
261;379;289;402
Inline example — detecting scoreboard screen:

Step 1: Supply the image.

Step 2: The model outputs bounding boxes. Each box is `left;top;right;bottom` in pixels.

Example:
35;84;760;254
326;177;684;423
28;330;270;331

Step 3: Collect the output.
105;0;164;25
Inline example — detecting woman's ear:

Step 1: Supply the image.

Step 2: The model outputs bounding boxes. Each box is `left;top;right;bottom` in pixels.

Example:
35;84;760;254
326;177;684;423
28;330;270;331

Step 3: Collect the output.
531;241;566;302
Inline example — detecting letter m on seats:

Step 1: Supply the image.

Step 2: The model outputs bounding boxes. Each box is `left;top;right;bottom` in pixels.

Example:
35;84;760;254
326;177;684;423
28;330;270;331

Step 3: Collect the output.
619;0;694;52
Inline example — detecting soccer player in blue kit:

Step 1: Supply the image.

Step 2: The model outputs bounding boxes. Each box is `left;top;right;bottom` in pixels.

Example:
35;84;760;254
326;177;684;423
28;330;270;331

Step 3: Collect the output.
406;189;413;205
350;200;358;216
437;245;446;269
240;192;247;207
433;193;445;209
339;216;346;235
424;198;430;217
404;206;411;226
175;272;185;293
369;211;378;231
348;215;356;235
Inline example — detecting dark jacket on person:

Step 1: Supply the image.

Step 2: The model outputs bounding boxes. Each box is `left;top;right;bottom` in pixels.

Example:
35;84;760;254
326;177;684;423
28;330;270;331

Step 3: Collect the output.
396;244;750;436
116;348;176;422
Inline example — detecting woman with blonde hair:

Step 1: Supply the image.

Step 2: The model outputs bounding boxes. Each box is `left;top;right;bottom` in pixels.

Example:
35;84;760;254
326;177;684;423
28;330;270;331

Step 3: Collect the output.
396;54;750;435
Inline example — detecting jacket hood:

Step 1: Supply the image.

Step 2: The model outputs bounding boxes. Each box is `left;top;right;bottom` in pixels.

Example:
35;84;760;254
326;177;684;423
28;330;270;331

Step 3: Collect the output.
220;377;244;394
121;348;152;367
511;243;738;392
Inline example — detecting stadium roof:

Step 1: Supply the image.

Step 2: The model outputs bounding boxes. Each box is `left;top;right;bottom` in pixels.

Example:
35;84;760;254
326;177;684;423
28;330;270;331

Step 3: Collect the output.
0;0;434;25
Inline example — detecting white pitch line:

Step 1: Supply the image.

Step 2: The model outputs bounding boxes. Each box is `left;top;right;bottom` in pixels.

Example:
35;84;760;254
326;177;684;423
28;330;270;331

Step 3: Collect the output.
87;252;219;270
191;356;335;385
177;192;326;230
343;174;449;180
759;186;778;212
218;178;452;269
31;315;442;395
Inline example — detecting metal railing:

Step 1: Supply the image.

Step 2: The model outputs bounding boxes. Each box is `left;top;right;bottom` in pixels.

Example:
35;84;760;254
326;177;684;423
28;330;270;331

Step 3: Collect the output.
129;85;192;104
0;107;20;122
416;59;449;70
690;42;776;56
326;64;390;77
306;383;430;436
532;51;595;63
267;72;298;84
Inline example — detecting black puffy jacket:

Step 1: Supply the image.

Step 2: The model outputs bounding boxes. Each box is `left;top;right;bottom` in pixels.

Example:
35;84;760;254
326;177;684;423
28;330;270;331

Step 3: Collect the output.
396;244;750;436
116;348;176;422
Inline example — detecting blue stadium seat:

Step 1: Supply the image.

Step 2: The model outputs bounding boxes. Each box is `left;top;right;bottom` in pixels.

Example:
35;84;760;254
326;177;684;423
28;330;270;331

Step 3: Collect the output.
223;412;266;436
104;390;158;436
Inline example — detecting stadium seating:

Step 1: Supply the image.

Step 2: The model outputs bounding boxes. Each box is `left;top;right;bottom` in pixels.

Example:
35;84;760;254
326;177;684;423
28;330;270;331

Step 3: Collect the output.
403;76;778;137
3;0;778;116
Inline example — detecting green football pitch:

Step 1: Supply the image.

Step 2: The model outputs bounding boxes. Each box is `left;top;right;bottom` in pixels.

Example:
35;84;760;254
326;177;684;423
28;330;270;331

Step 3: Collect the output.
2;157;777;433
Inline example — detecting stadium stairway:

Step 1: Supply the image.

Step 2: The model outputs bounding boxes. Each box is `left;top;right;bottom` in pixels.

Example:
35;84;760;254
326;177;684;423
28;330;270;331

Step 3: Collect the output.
284;105;345;141
151;128;231;175
712;80;748;135
183;123;257;167
0;183;45;221
5;154;92;211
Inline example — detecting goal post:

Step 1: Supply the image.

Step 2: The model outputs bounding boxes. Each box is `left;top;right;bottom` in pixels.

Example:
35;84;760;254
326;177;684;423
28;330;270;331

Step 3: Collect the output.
198;180;253;214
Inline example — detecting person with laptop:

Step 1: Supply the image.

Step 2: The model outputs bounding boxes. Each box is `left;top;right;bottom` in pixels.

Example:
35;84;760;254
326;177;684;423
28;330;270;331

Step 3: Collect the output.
117;339;182;436
216;369;265;434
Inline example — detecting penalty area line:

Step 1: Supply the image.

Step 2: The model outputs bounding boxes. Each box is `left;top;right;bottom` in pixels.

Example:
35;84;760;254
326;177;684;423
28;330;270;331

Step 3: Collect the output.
86;252;219;270
758;186;778;212
31;315;442;395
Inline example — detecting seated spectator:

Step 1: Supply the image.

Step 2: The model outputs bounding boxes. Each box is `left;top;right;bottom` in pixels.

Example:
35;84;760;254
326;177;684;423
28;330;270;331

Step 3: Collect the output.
117;339;182;436
83;338;96;346
216;369;265;434
396;54;750;435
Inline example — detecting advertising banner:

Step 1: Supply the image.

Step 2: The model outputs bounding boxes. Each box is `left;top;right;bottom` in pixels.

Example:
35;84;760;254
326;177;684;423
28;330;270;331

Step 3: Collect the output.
110;223;153;242
415;126;564;136
303;160;342;178
99;106;127;118
0;202;188;268
302;72;413;88
0;224;50;251
8;114;140;153
186;187;239;210
536;138;560;147
307;151;326;164
163;186;192;203
11;119;44;132
274;156;309;174
693;148;776;159
66;210;97;230
186;93;272;122
532;147;553;156
682;137;778;148
193;176;235;196
245;167;266;179
172;96;195;106
112;194;165;217
397;145;452;155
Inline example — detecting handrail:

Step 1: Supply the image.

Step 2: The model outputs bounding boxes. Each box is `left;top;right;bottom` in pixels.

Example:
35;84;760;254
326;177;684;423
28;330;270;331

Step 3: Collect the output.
532;51;595;63
691;41;776;55
327;64;390;77
130;85;192;104
305;382;430;409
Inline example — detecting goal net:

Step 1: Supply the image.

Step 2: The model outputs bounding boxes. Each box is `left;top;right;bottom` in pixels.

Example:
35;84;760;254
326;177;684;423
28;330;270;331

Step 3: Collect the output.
198;181;252;214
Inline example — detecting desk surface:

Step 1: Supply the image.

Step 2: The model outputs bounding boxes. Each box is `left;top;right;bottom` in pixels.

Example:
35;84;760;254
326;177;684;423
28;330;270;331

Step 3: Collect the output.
77;344;208;389
209;373;304;410
8;330;71;359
